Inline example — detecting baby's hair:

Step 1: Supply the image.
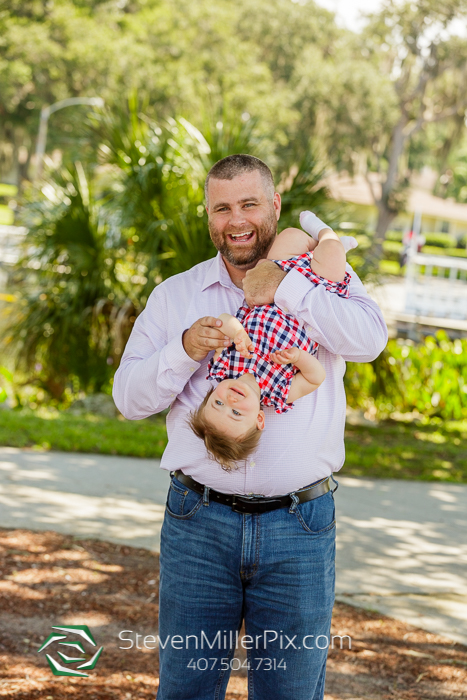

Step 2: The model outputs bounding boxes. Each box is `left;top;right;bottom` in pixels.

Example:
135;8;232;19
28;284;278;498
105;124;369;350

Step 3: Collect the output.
188;386;263;472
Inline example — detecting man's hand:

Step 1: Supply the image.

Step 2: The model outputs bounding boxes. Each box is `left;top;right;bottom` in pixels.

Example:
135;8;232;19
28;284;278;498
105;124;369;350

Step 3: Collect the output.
182;317;231;362
243;260;287;307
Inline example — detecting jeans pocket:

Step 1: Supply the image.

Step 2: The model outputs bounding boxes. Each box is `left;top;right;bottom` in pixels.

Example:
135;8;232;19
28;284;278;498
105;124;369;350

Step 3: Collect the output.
166;477;203;520
293;491;336;535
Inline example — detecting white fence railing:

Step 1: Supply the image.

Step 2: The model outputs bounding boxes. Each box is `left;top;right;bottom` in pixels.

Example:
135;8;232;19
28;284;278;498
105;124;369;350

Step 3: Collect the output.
404;252;467;322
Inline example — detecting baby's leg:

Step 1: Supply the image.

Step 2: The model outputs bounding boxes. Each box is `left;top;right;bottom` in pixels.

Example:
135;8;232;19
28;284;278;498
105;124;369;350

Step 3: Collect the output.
217;313;253;359
267;227;317;261
300;212;346;282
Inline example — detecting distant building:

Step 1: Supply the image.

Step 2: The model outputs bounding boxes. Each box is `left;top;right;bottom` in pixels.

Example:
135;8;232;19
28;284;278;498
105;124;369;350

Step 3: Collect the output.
326;168;467;238
0;225;27;292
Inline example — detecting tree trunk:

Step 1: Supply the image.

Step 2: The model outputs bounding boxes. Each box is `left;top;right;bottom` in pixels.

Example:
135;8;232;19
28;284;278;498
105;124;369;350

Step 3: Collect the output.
372;117;407;262
373;201;396;261
43;377;66;401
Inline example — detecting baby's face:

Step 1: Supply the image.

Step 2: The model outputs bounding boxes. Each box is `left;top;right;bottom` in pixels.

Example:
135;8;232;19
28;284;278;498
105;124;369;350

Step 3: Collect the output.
203;375;265;439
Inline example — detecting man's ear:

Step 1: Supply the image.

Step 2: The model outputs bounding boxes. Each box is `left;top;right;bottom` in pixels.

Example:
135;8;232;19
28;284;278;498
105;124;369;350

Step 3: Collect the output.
256;410;265;431
273;192;281;221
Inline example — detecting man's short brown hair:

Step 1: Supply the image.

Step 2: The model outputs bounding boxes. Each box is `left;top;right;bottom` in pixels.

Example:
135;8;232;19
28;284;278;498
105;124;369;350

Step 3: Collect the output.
188;387;263;471
204;154;275;204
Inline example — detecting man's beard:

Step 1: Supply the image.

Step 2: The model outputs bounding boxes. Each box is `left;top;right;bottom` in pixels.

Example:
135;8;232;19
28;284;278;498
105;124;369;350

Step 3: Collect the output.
208;209;278;268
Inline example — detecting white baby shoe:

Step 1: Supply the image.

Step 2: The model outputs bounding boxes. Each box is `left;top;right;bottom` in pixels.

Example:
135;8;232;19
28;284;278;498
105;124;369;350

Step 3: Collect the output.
339;236;358;252
300;210;358;252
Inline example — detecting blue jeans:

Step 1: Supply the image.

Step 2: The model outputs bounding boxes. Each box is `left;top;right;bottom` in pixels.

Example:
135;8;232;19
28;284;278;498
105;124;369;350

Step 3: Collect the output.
157;475;337;700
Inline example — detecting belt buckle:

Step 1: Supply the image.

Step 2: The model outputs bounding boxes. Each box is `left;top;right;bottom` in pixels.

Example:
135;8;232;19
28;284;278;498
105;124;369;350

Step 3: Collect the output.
231;495;284;514
231;495;255;514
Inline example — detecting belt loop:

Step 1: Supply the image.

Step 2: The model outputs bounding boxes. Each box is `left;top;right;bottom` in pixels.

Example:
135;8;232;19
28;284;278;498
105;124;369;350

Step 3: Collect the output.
203;485;210;507
289;492;299;514
330;475;339;494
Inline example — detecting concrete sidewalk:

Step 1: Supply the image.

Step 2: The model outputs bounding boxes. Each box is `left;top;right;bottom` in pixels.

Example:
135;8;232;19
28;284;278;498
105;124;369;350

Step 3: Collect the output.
335;476;467;645
1;446;466;645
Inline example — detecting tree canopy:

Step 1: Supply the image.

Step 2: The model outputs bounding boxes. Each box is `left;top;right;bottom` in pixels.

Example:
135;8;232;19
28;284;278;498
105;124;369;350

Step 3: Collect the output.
1;0;467;235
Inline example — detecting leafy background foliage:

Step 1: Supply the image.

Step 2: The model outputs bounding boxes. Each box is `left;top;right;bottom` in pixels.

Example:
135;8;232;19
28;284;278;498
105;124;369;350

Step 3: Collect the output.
3;100;339;399
346;332;467;420
1;0;467;420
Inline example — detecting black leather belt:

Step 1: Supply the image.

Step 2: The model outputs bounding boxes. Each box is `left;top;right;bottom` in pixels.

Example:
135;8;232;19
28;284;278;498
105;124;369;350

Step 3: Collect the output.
172;470;332;515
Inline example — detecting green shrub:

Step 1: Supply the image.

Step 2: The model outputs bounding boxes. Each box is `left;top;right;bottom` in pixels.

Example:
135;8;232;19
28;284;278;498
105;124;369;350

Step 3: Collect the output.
421;245;467;260
345;332;467;420
445;247;467;259
379;259;401;275
385;230;403;242
383;239;403;261
421;245;451;256
423;232;457;248
0;204;13;225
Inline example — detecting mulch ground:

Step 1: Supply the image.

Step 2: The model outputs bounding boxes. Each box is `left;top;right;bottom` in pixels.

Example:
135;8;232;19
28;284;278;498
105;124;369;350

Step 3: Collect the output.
0;528;466;700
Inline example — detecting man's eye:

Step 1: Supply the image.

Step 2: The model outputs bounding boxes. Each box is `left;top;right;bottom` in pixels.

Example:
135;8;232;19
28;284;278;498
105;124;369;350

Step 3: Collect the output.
244;203;255;208
232;409;241;416
215;400;223;406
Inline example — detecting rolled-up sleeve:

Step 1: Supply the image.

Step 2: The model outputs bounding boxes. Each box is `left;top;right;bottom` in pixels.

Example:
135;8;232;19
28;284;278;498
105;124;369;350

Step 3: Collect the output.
274;265;388;362
112;288;200;419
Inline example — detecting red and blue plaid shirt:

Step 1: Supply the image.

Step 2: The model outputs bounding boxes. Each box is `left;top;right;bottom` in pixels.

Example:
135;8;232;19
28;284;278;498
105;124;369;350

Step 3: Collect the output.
274;252;351;298
207;253;350;414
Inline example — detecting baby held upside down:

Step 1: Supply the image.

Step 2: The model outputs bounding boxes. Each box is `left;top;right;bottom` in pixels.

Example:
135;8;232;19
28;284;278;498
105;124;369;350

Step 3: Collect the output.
188;212;357;471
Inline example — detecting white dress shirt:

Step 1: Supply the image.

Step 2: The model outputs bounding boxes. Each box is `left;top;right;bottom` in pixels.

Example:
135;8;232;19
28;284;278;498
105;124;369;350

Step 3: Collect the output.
112;253;387;496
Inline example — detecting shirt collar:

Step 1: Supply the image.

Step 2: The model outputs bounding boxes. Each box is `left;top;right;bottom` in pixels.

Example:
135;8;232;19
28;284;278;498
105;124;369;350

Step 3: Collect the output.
201;252;240;292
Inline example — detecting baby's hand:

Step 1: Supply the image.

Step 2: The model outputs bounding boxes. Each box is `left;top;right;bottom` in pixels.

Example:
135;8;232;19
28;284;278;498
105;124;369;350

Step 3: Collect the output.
234;331;254;359
270;347;301;365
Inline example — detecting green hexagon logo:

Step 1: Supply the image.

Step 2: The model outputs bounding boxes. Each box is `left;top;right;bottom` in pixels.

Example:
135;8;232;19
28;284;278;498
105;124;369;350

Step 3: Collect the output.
37;625;104;677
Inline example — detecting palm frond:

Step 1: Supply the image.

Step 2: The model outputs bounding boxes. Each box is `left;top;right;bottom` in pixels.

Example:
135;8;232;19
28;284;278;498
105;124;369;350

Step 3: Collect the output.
9;101;338;393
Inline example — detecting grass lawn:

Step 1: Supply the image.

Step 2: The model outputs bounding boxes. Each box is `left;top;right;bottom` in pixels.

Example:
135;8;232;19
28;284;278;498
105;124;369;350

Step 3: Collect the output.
0;409;466;482
343;420;467;483
0;409;167;459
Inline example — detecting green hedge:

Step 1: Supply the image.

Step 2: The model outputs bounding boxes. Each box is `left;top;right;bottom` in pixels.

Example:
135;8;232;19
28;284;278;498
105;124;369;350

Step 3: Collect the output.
385;231;467;251
345;332;467;420
421;245;467;259
424;232;457;248
442;247;467;259
385;230;403;242
382;239;403;261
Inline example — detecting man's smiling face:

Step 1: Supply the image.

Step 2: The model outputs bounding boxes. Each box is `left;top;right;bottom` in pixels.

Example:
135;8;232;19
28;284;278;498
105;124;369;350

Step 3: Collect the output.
206;170;281;270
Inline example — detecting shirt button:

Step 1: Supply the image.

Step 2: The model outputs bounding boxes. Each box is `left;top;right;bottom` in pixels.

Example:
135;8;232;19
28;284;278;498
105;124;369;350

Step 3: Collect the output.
190;367;195;371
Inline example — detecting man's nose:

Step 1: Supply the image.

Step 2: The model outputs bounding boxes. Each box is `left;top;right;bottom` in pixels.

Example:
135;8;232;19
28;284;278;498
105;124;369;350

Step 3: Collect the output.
229;207;248;227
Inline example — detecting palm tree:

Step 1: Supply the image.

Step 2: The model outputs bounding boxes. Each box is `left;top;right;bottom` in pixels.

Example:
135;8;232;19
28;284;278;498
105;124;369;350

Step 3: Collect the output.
6;99;339;398
5;164;128;398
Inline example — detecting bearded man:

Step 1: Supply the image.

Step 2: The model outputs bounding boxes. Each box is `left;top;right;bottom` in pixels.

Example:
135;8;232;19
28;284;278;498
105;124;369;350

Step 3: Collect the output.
113;154;387;699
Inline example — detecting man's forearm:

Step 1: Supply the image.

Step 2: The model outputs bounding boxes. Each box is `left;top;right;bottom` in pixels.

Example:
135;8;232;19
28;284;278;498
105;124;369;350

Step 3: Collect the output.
113;332;199;419
275;267;388;362
112;291;201;419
